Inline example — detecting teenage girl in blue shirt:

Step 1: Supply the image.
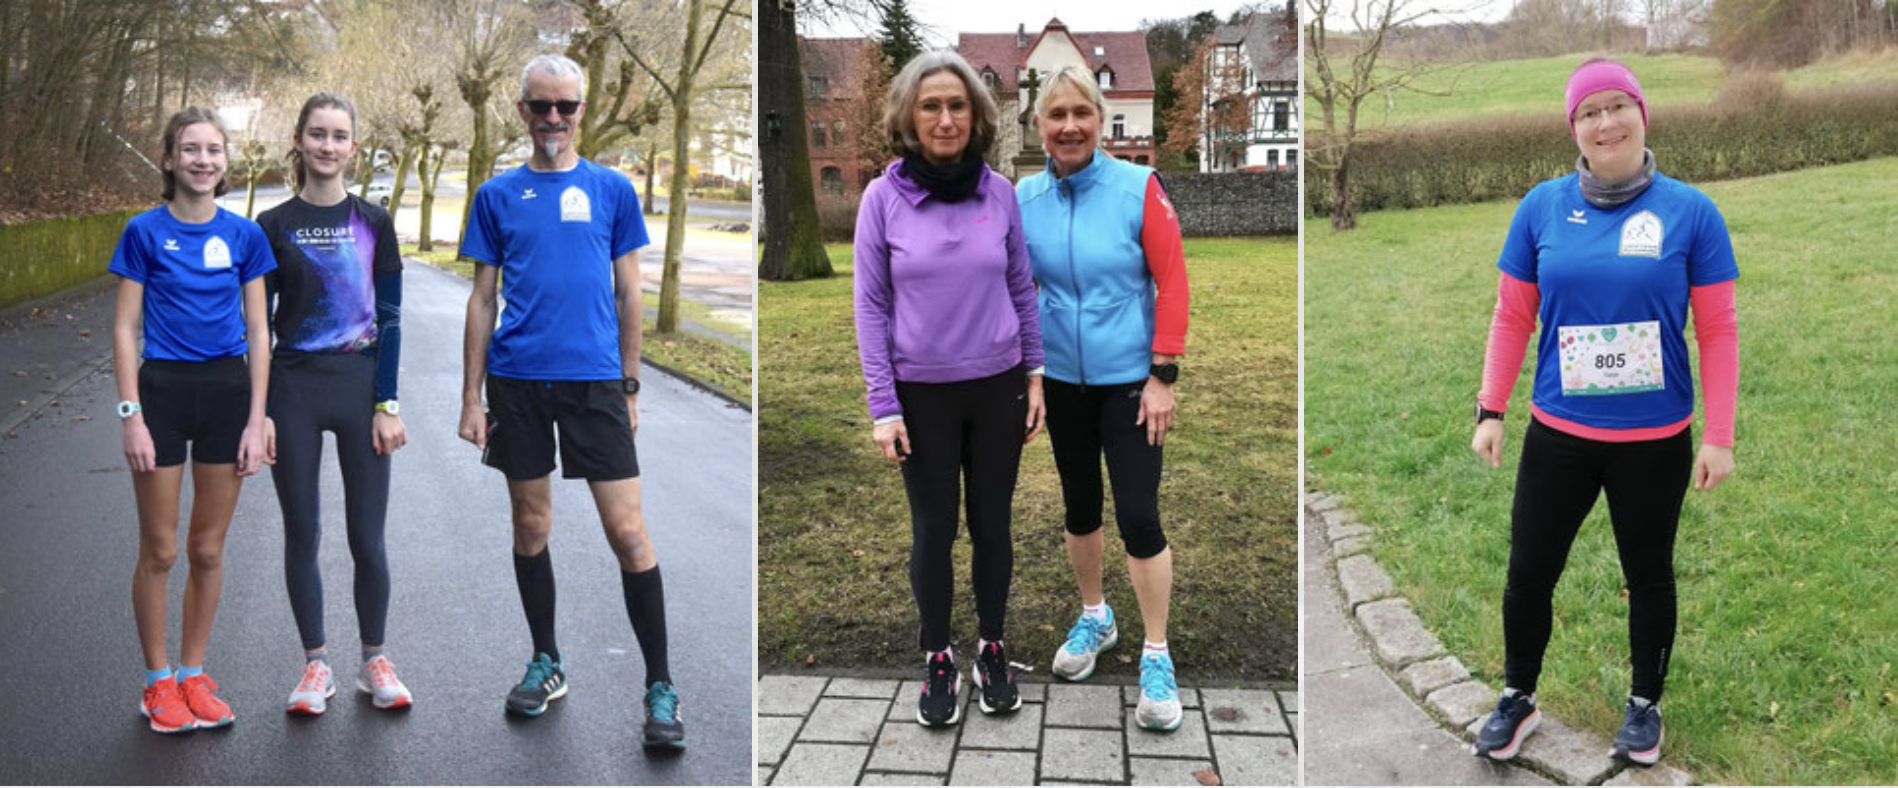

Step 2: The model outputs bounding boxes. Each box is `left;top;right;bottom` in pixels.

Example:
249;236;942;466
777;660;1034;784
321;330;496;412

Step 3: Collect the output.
110;107;276;733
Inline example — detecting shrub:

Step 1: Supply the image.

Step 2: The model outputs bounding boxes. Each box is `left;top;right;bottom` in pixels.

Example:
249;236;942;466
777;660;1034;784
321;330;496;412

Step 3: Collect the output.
1309;80;1898;216
817;190;862;243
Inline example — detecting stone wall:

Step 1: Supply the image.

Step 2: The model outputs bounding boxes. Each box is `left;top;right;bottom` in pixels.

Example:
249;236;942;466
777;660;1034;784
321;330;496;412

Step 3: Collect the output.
0;209;142;309
1160;171;1298;237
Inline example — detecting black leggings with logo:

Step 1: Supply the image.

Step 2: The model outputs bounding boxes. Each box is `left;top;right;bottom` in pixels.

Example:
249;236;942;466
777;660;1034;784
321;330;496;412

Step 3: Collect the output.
1503;416;1692;702
896;367;1028;652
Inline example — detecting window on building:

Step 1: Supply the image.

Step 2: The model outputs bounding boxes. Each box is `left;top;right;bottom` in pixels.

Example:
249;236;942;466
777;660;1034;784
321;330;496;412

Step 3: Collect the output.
807;75;827;97
982;70;999;92
1098;69;1113;89
1112;113;1125;139
1268;149;1279;169
832;120;846;140
1135;155;1150;165
811;122;827;149
820;166;844;193
1274;101;1289;132
1094;45;1105;56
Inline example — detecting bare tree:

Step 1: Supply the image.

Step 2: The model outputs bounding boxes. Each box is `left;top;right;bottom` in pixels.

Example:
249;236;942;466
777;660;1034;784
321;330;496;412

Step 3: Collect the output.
445;0;533;245
1304;0;1444;230
757;0;834;281
570;0;667;160
1163;34;1252;169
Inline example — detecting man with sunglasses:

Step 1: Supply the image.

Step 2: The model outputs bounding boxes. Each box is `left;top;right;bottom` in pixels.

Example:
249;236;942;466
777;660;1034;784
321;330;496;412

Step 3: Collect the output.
457;53;684;750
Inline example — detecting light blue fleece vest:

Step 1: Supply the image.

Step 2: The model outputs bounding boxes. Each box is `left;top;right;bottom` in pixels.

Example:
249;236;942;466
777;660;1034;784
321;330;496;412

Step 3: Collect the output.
1017;152;1156;386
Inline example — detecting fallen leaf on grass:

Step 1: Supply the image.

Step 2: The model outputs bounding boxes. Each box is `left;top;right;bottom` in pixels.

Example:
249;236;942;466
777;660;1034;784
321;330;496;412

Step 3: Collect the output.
851;549;865;557
1039;624;1056;633
1768;700;1779;719
1193;769;1221;785
805;654;817;667
1116;654;1133;664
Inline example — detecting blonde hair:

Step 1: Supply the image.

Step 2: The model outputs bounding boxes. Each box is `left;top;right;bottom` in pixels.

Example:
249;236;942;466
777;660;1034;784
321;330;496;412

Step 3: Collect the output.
882;50;1001;160
1034;65;1107;120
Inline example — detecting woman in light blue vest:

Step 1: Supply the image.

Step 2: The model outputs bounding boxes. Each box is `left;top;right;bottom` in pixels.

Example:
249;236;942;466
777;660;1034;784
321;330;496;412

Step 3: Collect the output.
1017;66;1192;732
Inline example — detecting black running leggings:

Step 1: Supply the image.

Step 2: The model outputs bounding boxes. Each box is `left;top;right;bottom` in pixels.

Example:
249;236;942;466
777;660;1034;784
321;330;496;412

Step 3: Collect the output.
1503;417;1691;701
268;353;392;651
896;367;1028;652
1043;378;1167;559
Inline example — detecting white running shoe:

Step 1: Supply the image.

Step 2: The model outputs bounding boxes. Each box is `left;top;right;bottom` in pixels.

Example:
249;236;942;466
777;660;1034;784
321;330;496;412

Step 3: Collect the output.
286;660;336;716
358;655;414;709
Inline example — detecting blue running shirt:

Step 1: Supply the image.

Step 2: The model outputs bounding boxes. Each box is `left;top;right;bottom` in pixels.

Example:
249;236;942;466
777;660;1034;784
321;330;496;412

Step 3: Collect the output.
1498;172;1738;430
109;206;277;361
460;160;649;380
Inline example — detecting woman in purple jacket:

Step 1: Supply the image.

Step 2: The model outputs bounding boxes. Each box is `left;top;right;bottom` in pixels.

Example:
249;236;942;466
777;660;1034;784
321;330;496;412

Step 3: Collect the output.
854;50;1045;728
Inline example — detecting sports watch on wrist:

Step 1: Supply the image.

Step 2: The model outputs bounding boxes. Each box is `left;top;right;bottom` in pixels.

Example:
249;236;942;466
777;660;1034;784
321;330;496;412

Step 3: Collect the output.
620;376;641;395
374;400;400;416
1475;403;1504;424
1149;362;1179;385
117;401;141;420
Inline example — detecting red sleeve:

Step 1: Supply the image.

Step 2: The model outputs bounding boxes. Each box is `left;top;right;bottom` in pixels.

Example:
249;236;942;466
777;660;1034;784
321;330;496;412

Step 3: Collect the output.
1479;271;1540;412
1142;174;1189;356
1690;280;1738;447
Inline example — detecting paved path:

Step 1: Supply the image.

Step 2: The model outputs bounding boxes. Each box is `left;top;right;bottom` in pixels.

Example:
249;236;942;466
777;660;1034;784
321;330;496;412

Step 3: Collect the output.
757;673;1297;786
0;263;752;784
1302;497;1550;787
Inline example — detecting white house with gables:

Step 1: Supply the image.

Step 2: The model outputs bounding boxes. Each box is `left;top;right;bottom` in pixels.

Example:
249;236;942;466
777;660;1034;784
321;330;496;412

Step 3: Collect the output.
1200;3;1299;173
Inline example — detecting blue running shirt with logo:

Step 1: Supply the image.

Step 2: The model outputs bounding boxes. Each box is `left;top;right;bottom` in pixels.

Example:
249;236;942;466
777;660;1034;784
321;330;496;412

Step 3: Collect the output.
257;195;402;355
1497;172;1737;430
460;160;649;380
109;205;278;361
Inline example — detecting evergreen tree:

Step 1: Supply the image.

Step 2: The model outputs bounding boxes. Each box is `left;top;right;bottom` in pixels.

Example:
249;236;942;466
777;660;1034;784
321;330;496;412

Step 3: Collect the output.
876;0;925;71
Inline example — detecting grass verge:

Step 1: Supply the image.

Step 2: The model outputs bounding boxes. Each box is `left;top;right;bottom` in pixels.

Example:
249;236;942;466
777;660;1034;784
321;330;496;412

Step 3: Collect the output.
1306;157;1898;784
760;238;1297;679
402;243;751;404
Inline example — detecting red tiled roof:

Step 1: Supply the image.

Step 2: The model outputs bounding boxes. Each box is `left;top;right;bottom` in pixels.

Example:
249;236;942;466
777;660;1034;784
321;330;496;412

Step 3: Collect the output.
958;21;1154;96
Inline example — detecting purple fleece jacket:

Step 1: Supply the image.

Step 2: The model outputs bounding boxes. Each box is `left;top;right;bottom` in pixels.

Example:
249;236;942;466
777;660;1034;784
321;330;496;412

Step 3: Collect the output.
853;160;1044;420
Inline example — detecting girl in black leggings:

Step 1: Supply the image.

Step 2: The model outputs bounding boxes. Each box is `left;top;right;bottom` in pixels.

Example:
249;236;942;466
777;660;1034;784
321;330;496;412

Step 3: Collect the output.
257;92;411;714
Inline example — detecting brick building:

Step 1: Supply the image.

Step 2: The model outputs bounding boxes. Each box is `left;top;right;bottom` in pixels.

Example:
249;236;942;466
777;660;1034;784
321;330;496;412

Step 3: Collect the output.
800;36;878;196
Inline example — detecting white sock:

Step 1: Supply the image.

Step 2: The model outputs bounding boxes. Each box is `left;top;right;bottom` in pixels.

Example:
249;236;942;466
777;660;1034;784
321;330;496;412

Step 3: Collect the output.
1143;640;1169;658
924;646;953;666
1501;686;1534;702
977;638;1002;654
1083;601;1109;623
1631;695;1654;709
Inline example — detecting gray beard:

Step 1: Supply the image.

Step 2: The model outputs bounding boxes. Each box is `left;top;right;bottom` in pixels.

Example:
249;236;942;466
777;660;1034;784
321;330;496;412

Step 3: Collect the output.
542;139;562;160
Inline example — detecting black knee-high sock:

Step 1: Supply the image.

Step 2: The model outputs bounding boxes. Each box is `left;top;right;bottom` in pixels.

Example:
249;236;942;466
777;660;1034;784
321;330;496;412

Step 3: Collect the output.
513;548;559;663
621;565;670;687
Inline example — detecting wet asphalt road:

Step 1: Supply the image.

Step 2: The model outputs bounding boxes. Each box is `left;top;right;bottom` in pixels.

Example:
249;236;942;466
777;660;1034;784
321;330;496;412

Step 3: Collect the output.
0;263;753;784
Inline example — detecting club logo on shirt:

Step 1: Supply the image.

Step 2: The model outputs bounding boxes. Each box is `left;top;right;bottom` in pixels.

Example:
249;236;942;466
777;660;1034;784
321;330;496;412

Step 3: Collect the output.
203;236;232;269
560;186;591;223
164;238;181;251
522;188;538;200
1619;210;1663;258
1567;209;1588;225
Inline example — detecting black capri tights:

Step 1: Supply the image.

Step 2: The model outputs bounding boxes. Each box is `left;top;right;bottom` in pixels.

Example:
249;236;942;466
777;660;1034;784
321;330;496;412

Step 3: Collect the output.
896;367;1028;652
1504;416;1692;702
1044;378;1168;560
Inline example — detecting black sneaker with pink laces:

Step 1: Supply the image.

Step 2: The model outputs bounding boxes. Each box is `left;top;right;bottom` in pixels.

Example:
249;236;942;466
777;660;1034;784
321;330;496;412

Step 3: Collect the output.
916;650;963;727
973;641;1022;714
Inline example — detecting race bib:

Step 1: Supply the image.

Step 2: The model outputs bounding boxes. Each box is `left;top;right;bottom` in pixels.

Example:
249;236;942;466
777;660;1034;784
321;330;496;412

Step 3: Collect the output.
1557;320;1663;396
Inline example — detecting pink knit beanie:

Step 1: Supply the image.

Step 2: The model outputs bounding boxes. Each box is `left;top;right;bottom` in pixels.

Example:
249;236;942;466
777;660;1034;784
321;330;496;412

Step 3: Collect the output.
1565;60;1648;138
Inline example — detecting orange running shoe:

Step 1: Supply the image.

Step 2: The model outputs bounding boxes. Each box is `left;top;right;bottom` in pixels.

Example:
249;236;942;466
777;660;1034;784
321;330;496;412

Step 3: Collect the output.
180;673;235;728
140;678;197;734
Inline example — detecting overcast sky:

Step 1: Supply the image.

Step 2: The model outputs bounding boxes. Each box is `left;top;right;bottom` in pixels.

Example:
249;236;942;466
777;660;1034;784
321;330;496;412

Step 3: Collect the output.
804;0;1270;46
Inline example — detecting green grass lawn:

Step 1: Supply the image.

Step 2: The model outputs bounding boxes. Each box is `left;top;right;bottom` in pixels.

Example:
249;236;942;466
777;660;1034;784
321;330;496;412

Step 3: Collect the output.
402;242;752;404
760;238;1298;680
1307;157;1898;784
1310;48;1898;130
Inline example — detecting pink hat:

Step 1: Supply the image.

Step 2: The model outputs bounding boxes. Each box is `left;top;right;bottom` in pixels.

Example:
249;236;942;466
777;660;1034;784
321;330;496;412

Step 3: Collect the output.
1565;60;1648;137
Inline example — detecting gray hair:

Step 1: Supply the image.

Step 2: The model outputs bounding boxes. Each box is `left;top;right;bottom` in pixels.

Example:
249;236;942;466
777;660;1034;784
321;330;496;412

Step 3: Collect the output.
1035;65;1107;120
520;53;587;100
883;50;1000;160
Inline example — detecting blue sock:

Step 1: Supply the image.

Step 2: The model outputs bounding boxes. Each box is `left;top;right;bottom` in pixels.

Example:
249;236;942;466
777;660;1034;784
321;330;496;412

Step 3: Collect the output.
144;667;172;687
175;665;203;681
307;648;329;664
362;645;383;663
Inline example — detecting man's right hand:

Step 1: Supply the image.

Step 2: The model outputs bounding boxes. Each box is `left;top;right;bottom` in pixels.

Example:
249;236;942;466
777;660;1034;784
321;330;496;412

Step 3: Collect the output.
459;404;488;450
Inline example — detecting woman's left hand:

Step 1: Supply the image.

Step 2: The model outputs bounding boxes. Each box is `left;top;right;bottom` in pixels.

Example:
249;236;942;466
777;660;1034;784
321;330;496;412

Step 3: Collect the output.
1693;444;1733;490
373;412;409;456
1137;378;1176;446
1024;375;1045;444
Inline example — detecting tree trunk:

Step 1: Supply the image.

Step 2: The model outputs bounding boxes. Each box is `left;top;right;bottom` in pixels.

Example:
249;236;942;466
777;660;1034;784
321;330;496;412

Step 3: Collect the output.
657;0;704;335
645;140;659;215
458;82;496;249
757;0;833;281
389;142;417;223
418;143;438;252
1328;156;1355;231
245;163;260;218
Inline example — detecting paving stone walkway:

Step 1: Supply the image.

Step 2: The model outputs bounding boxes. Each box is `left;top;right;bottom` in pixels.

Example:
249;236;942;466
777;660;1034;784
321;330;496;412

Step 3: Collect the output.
758;673;1298;785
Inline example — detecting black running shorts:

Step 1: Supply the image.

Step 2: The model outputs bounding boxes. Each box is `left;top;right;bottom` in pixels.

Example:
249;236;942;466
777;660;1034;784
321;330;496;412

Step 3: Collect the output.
482;375;639;481
137;357;252;467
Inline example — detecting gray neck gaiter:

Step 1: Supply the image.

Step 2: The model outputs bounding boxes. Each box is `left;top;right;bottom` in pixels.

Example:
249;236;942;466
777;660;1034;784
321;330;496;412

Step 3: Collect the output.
1578;148;1656;209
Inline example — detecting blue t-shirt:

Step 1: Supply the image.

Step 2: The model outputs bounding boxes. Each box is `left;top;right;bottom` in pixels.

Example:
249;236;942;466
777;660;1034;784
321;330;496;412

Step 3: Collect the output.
460;160;649;380
1498;172;1738;429
109;206;277;361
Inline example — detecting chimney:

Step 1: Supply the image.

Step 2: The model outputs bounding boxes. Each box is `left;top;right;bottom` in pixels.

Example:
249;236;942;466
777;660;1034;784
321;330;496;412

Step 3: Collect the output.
1017;23;1026;48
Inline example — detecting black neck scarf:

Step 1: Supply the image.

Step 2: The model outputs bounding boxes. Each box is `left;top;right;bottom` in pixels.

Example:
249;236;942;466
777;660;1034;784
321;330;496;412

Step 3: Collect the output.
902;152;985;202
1578;148;1657;209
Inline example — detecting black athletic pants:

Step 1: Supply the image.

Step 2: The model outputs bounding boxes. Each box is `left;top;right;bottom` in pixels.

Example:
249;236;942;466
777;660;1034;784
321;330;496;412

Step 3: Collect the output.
268;353;392;652
1043;378;1168;559
1503;416;1692;701
896;367;1028;652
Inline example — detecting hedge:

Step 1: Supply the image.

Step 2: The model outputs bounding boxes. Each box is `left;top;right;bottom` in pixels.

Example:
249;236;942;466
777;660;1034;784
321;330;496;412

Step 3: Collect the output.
0;209;143;309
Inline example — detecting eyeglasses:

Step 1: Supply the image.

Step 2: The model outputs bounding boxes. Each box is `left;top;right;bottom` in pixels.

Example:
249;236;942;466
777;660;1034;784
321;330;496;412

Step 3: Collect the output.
916;99;971;119
1573;100;1638;126
525;99;581;117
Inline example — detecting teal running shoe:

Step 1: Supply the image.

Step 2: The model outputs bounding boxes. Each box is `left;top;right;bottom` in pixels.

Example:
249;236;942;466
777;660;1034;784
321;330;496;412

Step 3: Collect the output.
643;681;686;749
505;653;568;716
1051;607;1118;681
1135;652;1183;731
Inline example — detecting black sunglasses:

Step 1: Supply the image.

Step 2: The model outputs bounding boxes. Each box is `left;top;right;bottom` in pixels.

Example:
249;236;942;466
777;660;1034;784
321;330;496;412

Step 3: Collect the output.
524;99;581;116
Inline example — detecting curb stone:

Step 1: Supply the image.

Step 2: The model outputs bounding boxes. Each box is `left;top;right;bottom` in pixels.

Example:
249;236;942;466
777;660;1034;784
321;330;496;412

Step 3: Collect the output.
1307;490;1697;787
